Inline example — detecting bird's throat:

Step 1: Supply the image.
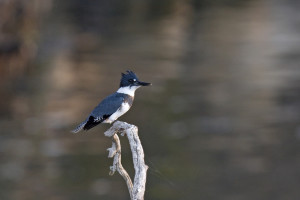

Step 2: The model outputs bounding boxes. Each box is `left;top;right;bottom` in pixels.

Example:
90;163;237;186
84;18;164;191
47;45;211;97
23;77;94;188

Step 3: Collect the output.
117;86;139;96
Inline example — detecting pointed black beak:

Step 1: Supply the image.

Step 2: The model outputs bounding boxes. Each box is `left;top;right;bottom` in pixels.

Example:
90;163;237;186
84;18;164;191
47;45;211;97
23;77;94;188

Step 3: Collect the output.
137;81;151;86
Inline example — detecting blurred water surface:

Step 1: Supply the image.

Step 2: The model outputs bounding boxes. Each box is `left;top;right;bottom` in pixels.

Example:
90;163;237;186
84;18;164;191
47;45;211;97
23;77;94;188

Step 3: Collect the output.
0;0;300;200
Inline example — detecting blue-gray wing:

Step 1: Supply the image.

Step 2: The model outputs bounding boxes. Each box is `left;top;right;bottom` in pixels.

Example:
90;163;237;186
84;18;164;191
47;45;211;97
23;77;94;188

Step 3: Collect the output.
83;93;124;130
90;93;124;118
71;93;125;133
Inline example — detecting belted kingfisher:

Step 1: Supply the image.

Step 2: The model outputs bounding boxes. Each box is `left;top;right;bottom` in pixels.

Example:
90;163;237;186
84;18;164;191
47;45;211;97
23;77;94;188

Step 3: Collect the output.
71;70;151;133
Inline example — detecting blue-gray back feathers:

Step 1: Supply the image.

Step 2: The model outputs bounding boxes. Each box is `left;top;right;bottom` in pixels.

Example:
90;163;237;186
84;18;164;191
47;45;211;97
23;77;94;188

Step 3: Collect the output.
71;92;133;133
91;93;126;119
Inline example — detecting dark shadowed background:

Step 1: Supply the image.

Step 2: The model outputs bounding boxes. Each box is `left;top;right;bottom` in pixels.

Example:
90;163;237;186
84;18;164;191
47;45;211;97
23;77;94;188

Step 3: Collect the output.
0;0;300;200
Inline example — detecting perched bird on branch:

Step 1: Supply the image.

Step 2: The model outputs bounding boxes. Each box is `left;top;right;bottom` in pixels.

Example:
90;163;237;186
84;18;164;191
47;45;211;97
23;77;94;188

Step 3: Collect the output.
72;70;151;133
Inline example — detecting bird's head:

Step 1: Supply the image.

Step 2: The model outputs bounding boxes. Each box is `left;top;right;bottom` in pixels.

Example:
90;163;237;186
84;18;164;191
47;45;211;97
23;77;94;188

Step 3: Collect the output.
120;70;151;88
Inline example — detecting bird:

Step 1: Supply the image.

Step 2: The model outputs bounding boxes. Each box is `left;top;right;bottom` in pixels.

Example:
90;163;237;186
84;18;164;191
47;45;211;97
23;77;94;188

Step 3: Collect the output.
71;70;151;133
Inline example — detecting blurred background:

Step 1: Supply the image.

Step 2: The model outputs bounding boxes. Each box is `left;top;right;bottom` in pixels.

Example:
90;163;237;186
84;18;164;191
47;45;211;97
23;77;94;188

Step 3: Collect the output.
0;0;300;199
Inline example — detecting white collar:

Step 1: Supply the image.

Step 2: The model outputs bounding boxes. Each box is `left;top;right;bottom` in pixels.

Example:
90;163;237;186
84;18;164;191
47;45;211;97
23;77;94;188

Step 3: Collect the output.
117;86;140;96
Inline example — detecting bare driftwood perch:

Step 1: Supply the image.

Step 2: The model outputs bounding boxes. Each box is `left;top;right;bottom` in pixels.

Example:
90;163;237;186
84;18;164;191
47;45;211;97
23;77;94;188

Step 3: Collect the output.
104;121;148;200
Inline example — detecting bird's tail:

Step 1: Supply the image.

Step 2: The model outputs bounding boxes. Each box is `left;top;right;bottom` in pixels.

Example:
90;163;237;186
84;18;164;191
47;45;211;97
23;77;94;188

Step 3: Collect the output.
71;121;87;133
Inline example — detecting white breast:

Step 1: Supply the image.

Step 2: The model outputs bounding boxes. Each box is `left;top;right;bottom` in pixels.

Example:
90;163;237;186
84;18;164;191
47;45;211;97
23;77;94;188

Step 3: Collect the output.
104;102;131;123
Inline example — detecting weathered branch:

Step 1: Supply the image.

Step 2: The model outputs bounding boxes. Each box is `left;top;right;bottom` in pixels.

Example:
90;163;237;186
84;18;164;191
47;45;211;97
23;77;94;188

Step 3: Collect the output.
104;121;148;200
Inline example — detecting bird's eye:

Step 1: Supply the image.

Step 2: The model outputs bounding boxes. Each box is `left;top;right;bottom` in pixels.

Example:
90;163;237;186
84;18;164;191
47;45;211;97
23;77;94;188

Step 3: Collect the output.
129;79;136;83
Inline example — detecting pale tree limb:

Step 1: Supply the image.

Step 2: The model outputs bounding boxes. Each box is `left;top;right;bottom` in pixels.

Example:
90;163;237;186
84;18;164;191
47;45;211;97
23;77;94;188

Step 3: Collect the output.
104;121;148;200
